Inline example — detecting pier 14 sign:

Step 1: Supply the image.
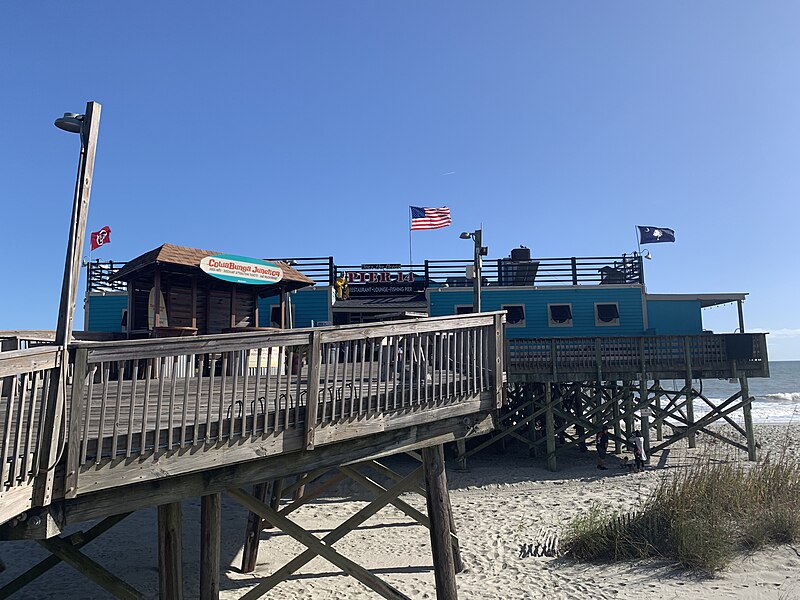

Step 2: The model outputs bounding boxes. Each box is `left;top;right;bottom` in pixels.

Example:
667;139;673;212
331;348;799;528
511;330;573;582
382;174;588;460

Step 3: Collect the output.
200;254;283;285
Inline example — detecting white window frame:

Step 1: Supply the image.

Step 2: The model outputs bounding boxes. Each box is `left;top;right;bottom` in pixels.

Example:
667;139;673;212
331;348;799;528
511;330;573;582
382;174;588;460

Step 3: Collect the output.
595;302;620;327
547;303;573;327
502;304;526;328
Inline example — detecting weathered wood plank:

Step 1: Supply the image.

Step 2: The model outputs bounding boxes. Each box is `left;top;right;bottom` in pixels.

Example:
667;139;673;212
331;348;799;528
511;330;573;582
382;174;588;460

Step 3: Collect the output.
200;493;221;600
158;502;183;600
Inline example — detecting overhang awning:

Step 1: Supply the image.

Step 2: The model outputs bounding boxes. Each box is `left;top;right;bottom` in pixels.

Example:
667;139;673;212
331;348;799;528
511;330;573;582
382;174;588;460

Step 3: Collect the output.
646;293;748;308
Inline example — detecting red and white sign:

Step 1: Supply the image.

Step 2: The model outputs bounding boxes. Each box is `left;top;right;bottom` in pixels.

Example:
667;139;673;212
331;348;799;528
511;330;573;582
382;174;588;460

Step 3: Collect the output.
90;226;111;250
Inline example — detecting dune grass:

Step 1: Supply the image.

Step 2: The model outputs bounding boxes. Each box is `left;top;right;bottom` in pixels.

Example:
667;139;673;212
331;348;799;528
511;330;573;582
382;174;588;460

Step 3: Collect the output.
563;451;800;574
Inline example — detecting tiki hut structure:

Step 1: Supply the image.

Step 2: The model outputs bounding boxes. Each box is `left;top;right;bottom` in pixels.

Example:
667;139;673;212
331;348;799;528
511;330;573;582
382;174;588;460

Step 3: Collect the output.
110;244;315;338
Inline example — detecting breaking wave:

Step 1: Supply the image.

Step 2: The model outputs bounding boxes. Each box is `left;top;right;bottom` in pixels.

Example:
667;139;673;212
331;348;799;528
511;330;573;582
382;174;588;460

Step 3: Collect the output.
755;392;800;404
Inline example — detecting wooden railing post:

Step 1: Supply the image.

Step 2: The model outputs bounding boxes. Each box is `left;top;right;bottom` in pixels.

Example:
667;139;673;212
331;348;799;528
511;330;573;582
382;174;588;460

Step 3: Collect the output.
489;314;505;408
305;331;322;450
64;347;89;499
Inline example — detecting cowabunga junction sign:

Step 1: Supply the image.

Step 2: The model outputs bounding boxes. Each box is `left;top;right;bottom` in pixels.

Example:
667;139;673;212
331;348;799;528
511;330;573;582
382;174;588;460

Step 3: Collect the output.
200;254;283;285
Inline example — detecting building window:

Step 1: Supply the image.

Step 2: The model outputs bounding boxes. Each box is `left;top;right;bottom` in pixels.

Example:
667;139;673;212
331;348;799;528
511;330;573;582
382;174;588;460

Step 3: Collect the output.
595;303;620;326
548;304;573;327
455;305;474;315
502;305;526;327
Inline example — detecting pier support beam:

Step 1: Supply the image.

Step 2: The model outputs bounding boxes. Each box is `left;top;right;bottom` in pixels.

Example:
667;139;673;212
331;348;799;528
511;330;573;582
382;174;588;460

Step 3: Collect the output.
740;376;757;461
200;493;221;600
158;502;183;600
240;482;270;573
422;444;459;600
544;384;556;472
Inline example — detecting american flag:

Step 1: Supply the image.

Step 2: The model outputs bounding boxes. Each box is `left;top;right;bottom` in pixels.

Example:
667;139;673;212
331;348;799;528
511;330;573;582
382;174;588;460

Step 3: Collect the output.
410;206;452;231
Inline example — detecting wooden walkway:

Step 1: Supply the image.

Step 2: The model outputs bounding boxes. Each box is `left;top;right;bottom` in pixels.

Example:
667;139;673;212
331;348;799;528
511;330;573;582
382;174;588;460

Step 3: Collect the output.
0;313;504;525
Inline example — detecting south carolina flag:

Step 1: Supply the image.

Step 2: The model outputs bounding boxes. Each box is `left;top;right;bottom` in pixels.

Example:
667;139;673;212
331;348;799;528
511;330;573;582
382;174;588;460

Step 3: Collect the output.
90;226;112;250
637;226;675;244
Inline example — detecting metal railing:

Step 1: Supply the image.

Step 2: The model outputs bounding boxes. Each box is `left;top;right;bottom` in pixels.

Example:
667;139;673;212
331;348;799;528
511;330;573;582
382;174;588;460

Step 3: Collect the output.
87;260;128;293
86;254;645;292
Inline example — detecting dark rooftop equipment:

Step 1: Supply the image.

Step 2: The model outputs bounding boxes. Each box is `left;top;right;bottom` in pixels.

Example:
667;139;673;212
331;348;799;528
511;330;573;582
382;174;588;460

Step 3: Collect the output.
499;246;539;286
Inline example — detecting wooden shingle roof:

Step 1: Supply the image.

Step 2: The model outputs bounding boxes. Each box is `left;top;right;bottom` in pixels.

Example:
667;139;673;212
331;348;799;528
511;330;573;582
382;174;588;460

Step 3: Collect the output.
111;243;315;291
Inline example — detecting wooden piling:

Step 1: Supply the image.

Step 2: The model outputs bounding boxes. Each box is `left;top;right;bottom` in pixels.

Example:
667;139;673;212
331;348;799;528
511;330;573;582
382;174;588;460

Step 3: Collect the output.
158;502;183;600
240;482;270;573
684;338;696;448
739;376;757;461
640;379;650;462
422;444;458;600
544;384;556;472
200;493;221;600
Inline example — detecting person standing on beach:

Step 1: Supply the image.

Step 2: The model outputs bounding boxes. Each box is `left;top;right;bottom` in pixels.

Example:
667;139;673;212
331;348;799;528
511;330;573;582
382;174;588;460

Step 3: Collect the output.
630;429;647;473
595;427;609;470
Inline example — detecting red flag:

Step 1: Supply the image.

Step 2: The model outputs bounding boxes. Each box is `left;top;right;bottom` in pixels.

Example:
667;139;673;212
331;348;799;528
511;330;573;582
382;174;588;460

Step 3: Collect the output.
90;226;111;250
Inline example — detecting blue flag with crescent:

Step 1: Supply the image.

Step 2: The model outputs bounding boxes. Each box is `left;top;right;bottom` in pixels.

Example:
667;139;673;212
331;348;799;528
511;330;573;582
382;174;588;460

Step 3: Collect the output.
637;226;675;244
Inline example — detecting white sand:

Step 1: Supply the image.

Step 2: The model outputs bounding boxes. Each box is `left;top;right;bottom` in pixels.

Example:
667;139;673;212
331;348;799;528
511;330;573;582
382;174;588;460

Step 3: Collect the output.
1;424;799;599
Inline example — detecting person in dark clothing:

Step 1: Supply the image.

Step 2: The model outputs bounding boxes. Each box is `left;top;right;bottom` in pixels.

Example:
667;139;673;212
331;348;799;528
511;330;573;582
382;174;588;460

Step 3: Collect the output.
596;427;609;470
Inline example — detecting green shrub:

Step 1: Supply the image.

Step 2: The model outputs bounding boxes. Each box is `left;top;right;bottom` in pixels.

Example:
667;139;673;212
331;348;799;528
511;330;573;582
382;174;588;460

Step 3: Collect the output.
563;452;800;574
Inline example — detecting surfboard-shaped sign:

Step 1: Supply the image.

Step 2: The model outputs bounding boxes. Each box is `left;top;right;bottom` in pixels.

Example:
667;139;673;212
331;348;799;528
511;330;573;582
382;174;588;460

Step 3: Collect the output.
200;254;283;286
148;288;169;329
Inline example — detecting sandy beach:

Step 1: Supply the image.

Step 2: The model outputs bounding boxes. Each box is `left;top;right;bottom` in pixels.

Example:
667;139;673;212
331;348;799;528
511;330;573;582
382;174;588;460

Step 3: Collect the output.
1;424;799;599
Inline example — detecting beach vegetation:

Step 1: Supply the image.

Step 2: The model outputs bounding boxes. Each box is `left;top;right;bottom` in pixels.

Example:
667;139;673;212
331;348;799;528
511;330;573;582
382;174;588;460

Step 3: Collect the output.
563;452;800;574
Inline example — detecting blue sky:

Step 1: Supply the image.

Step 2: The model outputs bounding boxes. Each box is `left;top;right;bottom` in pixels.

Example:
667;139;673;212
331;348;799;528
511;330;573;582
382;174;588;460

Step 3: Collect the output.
1;2;798;359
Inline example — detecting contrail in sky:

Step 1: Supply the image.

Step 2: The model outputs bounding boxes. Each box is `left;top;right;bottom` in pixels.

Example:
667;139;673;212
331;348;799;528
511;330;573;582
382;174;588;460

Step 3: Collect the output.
442;171;456;176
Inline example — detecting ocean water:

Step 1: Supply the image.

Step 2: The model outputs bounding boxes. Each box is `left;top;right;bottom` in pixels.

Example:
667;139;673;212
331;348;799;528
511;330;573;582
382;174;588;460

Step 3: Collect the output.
660;361;800;424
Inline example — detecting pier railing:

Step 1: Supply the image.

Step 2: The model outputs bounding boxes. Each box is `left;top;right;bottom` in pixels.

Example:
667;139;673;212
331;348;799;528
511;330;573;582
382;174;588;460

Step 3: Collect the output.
507;333;769;381
0;346;61;525
61;312;504;498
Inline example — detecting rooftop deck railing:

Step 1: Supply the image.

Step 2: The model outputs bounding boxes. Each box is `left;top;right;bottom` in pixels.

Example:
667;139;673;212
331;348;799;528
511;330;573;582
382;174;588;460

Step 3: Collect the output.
86;255;645;293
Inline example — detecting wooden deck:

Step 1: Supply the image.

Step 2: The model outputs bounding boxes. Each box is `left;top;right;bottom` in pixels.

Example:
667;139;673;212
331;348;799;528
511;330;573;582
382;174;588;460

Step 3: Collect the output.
0;312;505;531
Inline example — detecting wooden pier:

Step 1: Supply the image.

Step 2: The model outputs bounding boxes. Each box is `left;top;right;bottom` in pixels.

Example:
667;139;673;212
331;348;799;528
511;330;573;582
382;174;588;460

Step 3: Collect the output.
460;331;769;471
0;312;505;599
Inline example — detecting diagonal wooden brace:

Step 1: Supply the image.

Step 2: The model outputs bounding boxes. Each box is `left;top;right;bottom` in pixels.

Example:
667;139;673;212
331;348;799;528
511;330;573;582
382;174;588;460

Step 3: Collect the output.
228;477;417;600
37;534;143;600
0;513;130;599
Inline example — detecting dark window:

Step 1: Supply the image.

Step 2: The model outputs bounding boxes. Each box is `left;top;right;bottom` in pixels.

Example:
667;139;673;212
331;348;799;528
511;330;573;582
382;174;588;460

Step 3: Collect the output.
455;305;474;315
596;303;620;323
270;306;282;328
549;304;572;324
502;305;526;326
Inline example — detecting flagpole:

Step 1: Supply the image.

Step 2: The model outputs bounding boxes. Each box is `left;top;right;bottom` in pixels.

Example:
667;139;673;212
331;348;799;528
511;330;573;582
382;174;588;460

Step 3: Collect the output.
409;207;413;264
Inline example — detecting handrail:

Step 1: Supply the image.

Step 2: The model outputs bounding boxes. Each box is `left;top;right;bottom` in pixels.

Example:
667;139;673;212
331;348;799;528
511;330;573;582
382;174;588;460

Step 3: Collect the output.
57;312;505;497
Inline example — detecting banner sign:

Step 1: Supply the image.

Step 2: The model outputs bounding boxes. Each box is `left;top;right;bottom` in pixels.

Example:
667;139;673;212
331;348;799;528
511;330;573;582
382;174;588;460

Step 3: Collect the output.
360;263;402;270
200;254;283;285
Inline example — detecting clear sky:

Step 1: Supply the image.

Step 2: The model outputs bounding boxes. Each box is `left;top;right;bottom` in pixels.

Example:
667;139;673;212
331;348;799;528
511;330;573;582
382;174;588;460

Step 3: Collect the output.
1;2;798;359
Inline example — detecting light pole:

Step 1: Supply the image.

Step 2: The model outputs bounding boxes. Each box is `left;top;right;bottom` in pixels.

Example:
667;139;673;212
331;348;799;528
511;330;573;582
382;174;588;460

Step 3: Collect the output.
459;229;486;313
36;102;102;506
